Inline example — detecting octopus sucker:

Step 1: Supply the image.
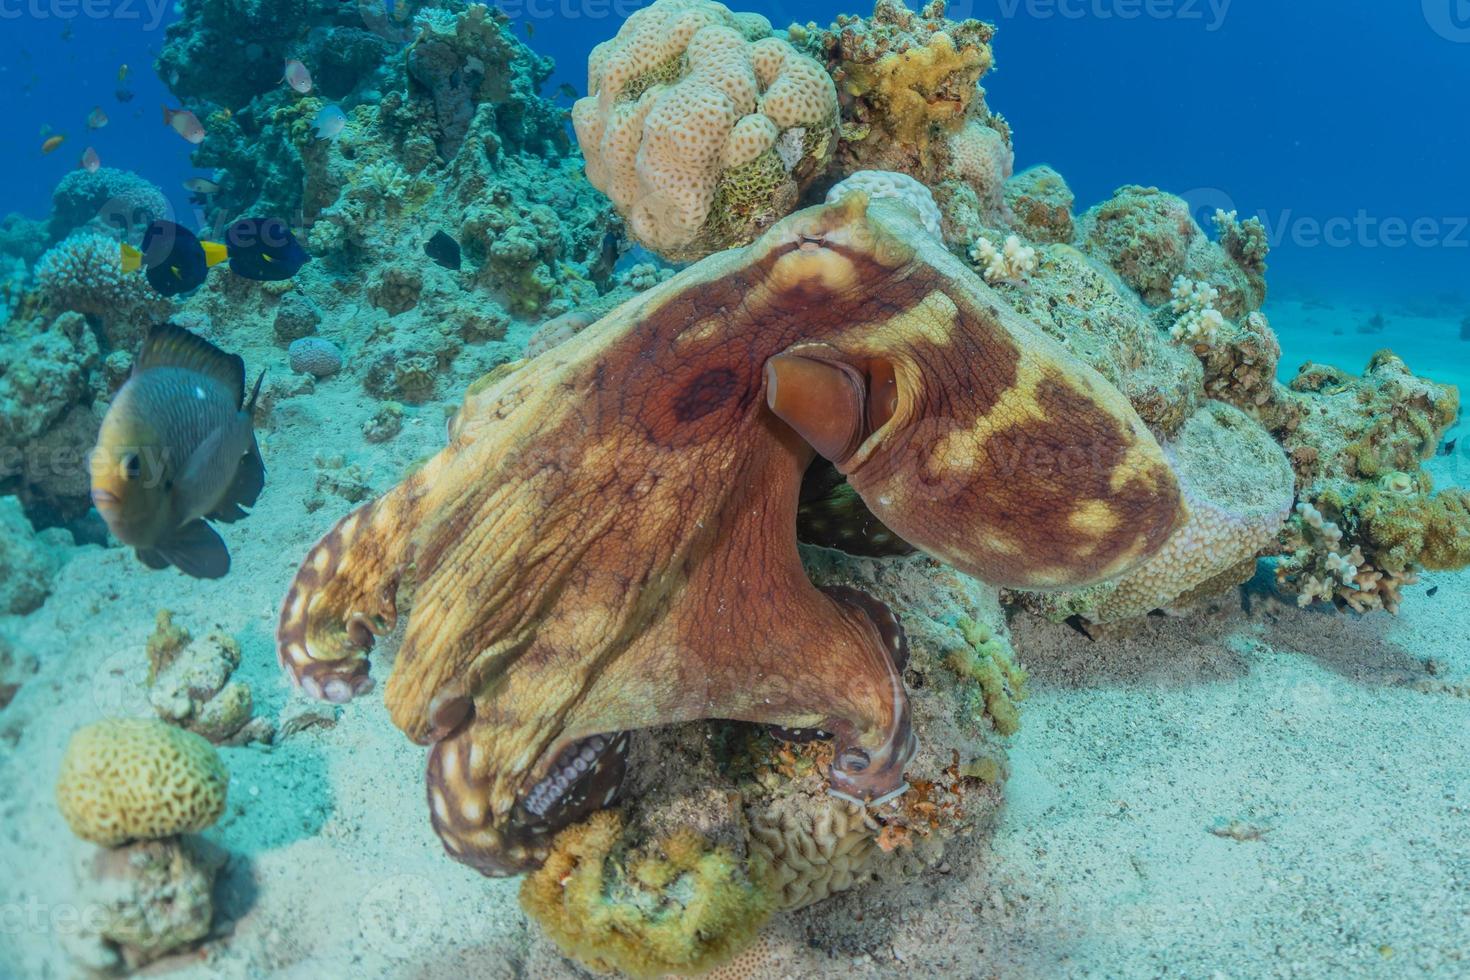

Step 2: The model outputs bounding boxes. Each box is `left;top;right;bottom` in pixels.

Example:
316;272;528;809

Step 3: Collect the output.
276;197;1183;876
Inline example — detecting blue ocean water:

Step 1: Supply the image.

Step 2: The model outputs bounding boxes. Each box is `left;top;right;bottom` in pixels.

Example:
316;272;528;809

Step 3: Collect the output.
3;0;1467;314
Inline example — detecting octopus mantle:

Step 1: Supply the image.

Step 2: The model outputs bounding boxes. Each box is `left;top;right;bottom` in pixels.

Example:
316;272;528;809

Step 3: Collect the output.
276;195;1184;875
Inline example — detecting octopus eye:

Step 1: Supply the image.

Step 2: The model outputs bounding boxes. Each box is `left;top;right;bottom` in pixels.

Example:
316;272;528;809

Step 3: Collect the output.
837;747;871;773
765;354;901;464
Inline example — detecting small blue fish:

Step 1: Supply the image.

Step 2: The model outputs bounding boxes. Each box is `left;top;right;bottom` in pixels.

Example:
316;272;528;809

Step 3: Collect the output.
312;104;347;141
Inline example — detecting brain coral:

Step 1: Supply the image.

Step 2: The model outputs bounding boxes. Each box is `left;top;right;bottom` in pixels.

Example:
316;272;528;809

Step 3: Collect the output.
56;719;229;846
573;0;838;261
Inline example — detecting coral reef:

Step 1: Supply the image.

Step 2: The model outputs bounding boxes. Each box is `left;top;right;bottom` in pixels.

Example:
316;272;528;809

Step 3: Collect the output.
146;611;256;743
46;167;170;243
33;233;171;352
0;312;104;521
55;718;229;846
1271;350;1466;611
1004;164;1075;243
573;0;839;261
803;0;1009;241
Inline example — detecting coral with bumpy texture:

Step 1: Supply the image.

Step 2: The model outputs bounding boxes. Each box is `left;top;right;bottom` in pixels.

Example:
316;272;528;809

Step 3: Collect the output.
825;169;942;238
1080;185;1199;306
819;0;996;167
1005;164;1076;243
47;167;170;243
0;311;99;449
520;810;775;978
289;337;344;377
71;837;221;970
573;0;838;261
1023;401;1296;625
56;719;229;846
146;612;255;743
34;233;170;352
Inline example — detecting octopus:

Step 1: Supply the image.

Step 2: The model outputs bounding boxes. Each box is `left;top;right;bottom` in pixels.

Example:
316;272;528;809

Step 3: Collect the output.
276;194;1186;876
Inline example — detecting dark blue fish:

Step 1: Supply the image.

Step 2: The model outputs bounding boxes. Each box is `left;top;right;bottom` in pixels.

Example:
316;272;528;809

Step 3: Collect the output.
424;230;461;271
123;220;220;297
223;217;310;281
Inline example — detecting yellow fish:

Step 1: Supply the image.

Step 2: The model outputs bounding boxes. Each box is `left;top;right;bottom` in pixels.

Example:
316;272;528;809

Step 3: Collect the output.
90;324;266;579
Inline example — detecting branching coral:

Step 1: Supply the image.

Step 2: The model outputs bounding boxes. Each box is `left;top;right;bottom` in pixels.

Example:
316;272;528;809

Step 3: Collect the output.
34;233;171;351
1169;275;1226;347
970;233;1037;285
573;0;838;261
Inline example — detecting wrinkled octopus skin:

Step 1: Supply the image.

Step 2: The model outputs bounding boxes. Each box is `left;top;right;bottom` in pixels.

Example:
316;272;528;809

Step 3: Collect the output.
276;195;1185;876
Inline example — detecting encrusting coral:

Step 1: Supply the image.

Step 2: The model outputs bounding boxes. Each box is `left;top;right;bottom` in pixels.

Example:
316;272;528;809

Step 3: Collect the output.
55;718;229;846
573;0;839;261
521;810;776;978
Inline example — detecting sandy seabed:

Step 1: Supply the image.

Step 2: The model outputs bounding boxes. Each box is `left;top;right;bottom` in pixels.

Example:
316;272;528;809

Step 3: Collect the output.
2;306;1468;979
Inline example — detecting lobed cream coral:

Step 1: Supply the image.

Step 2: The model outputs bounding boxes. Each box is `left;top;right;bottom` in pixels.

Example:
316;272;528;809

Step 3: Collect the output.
56;718;229;846
573;0;838;261
970;233;1037;285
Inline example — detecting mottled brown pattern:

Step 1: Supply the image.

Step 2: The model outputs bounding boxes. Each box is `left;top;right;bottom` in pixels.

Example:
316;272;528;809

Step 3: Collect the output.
274;195;1182;877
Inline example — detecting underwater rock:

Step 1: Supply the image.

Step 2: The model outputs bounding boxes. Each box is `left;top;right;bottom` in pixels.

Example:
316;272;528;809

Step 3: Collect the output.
573;0;839;262
56;718;229;846
288;336;344;377
1005;164;1076;244
0;495;69;615
272;291;322;342
68;836;224;971
146;611;256;744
